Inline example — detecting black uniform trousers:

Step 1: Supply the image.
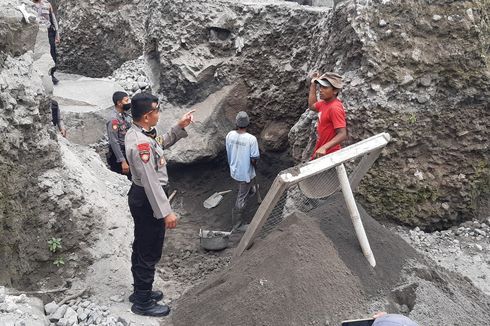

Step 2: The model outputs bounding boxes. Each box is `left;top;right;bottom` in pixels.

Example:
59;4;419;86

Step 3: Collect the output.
128;184;169;291
47;26;57;74
107;146;132;180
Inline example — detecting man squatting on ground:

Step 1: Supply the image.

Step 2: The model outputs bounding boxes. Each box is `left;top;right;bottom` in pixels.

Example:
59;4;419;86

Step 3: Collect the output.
50;99;66;137
308;72;348;159
125;93;194;317
106;91;132;179
226;111;260;230
32;0;60;85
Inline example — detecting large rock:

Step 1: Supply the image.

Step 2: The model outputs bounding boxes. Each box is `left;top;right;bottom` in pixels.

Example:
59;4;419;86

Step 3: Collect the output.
260;121;290;152
158;83;246;164
289;0;490;229
145;0;328;138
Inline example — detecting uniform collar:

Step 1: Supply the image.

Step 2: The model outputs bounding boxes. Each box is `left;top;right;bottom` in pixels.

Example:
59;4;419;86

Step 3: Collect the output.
133;123;156;138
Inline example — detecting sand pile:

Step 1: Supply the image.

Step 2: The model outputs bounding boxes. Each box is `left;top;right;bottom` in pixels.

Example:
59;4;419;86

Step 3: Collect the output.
173;194;490;325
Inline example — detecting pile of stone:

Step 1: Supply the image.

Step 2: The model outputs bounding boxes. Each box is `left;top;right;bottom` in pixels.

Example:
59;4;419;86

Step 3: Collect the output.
395;217;490;296
399;217;490;249
0;286;48;325
454;219;490;241
44;297;131;326
108;56;151;96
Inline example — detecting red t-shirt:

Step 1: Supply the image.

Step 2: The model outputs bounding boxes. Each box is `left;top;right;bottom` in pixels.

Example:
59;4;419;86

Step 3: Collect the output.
311;98;346;159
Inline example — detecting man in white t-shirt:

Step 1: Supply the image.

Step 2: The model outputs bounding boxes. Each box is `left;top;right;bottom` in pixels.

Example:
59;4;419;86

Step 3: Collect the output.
225;111;260;230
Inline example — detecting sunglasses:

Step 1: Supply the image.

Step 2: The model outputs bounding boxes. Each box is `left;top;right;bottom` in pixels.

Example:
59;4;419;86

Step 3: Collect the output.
148;103;163;113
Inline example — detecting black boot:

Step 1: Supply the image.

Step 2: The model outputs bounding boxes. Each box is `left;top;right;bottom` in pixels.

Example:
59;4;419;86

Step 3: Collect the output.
49;67;59;85
131;290;170;317
129;290;164;303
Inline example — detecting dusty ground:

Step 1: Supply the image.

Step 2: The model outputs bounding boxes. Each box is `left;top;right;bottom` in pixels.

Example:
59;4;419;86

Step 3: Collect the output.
32;140;292;325
172;195;490;326
156;151;295;297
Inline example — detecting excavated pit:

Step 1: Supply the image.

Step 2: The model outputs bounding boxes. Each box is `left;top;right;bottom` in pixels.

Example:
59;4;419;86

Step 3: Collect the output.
1;0;489;325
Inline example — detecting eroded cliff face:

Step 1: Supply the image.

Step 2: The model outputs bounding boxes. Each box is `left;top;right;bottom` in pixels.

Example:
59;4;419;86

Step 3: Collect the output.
57;0;145;77
0;0;101;287
55;0;488;228
290;0;490;228
59;0;331;153
144;0;327;151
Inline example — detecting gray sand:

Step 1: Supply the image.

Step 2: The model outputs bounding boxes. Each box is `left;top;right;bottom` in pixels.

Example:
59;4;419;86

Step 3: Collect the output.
173;194;490;325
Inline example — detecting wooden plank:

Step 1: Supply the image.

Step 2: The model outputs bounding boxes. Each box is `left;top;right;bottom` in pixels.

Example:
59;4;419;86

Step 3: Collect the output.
233;176;288;258
337;164;376;267
281;133;391;184
349;148;383;191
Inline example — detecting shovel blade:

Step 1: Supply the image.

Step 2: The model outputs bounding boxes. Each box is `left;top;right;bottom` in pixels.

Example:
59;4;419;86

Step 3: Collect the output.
203;194;224;209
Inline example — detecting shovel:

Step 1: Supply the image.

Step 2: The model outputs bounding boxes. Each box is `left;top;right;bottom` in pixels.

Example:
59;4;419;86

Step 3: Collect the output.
203;190;232;209
168;190;177;203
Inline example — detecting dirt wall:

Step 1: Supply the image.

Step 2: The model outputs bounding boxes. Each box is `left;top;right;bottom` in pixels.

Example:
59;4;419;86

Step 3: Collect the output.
290;0;490;229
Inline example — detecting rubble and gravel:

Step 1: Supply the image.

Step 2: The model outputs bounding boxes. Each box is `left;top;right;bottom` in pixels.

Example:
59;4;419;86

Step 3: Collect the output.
44;297;133;326
395;217;490;296
0;287;49;326
108;56;151;96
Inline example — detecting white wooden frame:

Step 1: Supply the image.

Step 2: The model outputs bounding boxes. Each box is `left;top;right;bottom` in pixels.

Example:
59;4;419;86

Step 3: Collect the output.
233;133;391;267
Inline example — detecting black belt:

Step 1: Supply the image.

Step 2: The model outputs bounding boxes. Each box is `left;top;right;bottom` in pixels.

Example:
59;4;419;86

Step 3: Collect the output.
132;183;170;196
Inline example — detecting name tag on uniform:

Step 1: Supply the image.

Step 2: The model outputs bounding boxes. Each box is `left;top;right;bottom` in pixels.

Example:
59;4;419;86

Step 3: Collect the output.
155;135;164;147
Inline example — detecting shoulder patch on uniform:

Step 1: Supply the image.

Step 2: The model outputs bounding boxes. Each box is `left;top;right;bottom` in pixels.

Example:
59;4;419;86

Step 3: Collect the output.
138;143;150;163
111;119;119;130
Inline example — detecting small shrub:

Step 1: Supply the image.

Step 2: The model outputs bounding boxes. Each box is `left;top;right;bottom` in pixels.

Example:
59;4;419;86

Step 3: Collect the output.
48;237;62;253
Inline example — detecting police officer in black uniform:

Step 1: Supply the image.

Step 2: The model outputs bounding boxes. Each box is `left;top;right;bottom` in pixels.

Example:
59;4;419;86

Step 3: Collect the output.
106;91;132;179
51;99;66;137
125;92;194;317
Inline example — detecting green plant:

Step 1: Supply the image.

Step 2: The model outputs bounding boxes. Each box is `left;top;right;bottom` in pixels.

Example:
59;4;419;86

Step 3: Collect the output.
48;237;62;253
408;113;417;124
53;257;65;267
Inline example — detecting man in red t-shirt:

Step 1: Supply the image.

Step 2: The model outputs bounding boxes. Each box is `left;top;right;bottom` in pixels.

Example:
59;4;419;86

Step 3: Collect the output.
308;72;348;159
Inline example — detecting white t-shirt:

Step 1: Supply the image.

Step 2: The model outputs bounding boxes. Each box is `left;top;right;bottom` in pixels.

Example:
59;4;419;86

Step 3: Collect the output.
225;130;260;183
